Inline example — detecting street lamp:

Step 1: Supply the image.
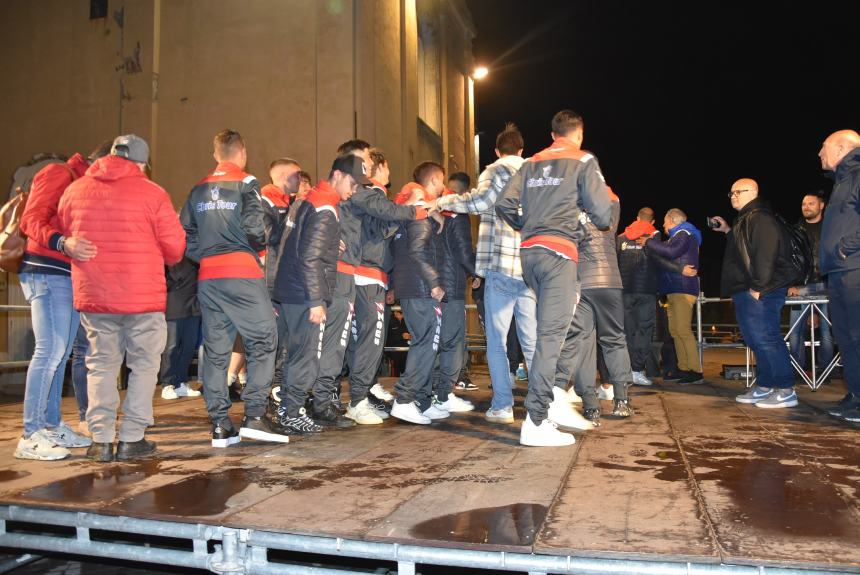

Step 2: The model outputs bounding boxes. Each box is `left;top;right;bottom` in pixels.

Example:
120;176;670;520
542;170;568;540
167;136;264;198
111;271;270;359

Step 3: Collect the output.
473;66;489;80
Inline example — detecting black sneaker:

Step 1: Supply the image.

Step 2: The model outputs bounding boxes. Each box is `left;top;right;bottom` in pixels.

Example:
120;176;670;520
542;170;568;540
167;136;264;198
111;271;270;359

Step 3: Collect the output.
331;392;345;413
240;415;291;443
583;408;601;427
612;399;635;417
662;371;683;382
827;392;859;417
116;438;157;461
87;442;114;463
840;406;860;423
278;407;325;435
677;371;705;385
212;422;241;448
454;377;478;391
270;385;283;406
312;404;356;428
367;391;392;414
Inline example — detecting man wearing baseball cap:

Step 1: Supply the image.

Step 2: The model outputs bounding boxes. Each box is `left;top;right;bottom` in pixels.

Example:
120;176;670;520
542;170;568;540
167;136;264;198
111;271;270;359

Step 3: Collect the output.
271;154;361;434
58;134;186;462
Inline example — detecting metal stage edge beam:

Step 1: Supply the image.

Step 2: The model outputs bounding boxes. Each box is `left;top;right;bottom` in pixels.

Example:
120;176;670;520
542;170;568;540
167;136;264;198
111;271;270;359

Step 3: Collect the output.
0;505;848;575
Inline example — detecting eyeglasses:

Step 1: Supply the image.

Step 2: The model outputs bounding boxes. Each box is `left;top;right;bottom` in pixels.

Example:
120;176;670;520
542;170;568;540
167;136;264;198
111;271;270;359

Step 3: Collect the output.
727;189;752;198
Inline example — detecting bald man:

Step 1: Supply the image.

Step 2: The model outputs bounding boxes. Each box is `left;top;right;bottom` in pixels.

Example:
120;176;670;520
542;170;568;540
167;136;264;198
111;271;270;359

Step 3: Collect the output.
818;130;860;422
710;178;797;408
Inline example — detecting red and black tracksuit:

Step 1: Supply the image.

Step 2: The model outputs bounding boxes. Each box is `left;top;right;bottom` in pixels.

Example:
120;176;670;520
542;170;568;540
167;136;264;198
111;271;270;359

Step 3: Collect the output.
180;162;277;429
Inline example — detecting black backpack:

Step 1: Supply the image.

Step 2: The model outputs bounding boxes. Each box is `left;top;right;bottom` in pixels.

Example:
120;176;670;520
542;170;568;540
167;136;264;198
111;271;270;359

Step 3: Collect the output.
774;213;814;286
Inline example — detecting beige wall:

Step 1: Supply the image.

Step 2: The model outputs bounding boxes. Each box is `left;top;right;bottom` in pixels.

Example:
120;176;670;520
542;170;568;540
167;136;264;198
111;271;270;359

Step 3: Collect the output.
0;0;476;382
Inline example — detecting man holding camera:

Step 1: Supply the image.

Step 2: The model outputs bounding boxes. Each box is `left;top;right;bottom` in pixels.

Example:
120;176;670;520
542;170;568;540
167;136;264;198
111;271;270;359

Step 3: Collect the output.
710;178;797;408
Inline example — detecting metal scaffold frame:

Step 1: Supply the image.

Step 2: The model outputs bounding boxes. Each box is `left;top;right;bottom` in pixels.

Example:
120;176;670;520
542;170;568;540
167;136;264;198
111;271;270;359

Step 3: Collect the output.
0;505;847;575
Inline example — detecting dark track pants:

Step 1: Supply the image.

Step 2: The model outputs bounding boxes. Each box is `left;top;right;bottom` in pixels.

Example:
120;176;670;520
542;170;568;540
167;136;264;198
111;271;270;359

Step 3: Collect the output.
433;299;465;403
197;278;277;426
311;273;355;411
271;302;289;391
280;302;327;417
520;248;578;424
394;298;442;409
623;293;656;372
346;283;386;406
558;288;632;410
828;268;860;396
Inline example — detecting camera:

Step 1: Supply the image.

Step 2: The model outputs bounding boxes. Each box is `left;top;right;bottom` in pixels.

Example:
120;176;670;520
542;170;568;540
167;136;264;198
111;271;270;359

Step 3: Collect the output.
706;216;721;229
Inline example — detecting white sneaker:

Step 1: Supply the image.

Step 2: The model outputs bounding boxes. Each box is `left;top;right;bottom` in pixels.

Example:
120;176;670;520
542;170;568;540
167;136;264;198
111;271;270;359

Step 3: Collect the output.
520;413;575;447
46;421;92;448
566;387;582;403
422;403;451;420
370;383;394;402
485;406;514;423
345;398;384;425
174;383;201;397
14;430;71;460
548;387;594;431
632;371;653;386
598;385;615;401
391;401;432;424
161;385;178;400
434;393;474;412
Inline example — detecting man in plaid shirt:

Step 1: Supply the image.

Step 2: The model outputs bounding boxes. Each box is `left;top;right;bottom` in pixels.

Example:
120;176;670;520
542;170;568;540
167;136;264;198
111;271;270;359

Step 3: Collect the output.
426;124;535;423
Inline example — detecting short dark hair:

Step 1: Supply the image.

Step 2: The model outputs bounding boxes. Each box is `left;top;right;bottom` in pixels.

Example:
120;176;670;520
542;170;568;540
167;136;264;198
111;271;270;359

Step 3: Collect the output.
269;158;300;172
337;139;371;155
299;171;312;184
496;123;524;155
369;148;387;178
551;109;584;137
448;172;470;188
413;161;445;186
637;207;655;222
804;190;826;201
214;129;245;159
89;139;114;162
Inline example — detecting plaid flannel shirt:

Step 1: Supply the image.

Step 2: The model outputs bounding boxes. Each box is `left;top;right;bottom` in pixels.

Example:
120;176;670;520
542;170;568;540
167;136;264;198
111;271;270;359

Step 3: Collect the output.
436;155;525;280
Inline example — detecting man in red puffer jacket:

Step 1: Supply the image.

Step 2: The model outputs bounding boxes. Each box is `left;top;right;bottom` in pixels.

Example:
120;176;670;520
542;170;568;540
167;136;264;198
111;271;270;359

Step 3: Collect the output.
57;134;186;463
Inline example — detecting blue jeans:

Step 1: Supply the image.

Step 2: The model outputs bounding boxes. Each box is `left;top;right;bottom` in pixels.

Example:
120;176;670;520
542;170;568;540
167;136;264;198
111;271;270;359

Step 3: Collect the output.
484;270;537;410
787;282;834;370
158;315;202;386
19;273;80;437
732;288;794;390
71;324;89;421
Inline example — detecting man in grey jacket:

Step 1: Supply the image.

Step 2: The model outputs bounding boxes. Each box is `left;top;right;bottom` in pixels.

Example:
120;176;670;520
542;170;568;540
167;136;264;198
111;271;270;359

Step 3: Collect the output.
496;110;612;446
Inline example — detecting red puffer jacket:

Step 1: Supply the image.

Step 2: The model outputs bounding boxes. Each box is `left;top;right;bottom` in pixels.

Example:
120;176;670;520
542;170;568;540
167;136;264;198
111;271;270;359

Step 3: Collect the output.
57;155;186;314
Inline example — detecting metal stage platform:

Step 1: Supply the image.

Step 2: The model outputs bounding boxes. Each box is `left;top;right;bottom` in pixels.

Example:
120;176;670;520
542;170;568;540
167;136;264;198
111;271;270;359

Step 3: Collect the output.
1;349;859;575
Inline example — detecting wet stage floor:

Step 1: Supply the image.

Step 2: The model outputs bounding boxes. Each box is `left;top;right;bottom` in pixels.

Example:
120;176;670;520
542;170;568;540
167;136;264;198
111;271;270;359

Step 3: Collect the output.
1;349;859;572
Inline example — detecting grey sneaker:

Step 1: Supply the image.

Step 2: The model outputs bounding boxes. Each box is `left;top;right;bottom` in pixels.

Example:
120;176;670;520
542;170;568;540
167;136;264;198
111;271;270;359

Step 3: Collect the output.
755;388;798;409
735;385;773;404
46;421;93;448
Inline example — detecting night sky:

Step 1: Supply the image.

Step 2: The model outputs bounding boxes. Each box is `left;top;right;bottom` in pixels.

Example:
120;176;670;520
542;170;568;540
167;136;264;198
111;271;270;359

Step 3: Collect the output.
464;0;860;294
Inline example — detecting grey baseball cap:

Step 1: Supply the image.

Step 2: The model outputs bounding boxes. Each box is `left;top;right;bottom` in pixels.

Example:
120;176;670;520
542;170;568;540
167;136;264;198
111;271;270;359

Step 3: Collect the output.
111;134;150;164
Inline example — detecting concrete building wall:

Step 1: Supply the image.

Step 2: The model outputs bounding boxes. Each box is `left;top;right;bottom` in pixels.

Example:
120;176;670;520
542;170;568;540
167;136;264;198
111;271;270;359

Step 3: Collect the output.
0;0;476;385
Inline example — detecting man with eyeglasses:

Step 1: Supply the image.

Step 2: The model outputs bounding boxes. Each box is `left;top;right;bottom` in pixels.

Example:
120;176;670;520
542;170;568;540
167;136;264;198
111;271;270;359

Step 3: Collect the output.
818;129;860;422
709;179;797;408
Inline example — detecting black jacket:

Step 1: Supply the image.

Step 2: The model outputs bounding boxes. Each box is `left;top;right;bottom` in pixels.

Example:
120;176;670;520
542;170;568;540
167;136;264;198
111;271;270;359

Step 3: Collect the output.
181;162;266;263
391;218;442;300
720;198;794;297
273;183;341;308
438;213;476;301
353;183;424;272
165;257;200;320
798;219;823;283
578;199;622;290
820;147;860;275
617;230;660;295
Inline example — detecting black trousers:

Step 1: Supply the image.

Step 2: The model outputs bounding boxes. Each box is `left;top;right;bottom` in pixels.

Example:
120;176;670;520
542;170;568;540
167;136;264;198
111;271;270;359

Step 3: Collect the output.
623;293;656;372
346;283;386;406
312;273;355;411
394;298;442;410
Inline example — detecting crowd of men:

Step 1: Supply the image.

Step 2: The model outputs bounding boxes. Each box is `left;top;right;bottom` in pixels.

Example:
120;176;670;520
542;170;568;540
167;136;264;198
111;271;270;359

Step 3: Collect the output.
12;114;860;459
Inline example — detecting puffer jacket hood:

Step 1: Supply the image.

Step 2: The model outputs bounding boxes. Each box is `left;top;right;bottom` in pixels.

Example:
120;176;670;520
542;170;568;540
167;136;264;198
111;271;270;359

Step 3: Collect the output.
85;155;145;181
669;221;702;246
623;219;657;240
